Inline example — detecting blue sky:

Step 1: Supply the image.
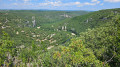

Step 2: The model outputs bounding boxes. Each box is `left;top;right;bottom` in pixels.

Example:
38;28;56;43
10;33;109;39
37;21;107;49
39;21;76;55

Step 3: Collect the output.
0;0;120;10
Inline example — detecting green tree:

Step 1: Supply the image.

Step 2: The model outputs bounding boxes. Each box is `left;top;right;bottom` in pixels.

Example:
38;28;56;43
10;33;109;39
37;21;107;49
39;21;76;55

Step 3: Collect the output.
0;31;16;66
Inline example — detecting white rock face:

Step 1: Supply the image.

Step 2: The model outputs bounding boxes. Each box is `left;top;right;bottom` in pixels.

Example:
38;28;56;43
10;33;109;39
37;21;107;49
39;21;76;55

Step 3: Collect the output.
26;21;29;23
60;14;71;18
37;26;40;29
16;31;19;35
62;26;64;30
51;40;56;44
32;16;36;27
32;16;35;19
19;45;25;49
36;35;40;37
71;33;76;36
36;39;41;42
21;30;25;32
47;46;54;50
50;34;56;38
32;20;36;27
5;18;9;23
33;35;36;37
62;26;67;31
86;19;89;23
2;26;6;29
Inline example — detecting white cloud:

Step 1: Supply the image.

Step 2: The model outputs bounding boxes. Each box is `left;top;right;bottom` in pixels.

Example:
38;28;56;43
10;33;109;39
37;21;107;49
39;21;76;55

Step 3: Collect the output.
75;2;80;5
38;1;100;7
39;1;61;6
11;0;101;9
23;0;31;3
12;2;33;6
23;0;30;2
91;0;100;4
84;2;96;5
13;3;18;5
48;1;61;6
100;3;104;5
91;0;98;2
104;0;120;2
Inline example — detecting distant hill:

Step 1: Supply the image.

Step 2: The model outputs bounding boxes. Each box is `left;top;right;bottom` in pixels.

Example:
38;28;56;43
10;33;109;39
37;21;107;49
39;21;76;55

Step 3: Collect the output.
50;8;120;34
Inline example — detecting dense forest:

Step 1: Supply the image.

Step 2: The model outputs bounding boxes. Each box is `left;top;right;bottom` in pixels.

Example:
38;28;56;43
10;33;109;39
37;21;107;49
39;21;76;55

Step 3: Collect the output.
0;8;120;67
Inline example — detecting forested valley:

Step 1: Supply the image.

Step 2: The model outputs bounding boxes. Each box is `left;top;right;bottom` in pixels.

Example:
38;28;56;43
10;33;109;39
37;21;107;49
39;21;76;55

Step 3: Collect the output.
0;8;120;67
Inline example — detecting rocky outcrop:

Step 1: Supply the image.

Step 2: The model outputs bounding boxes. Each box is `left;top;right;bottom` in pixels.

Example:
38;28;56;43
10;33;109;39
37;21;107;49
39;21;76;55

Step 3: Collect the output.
32;16;36;27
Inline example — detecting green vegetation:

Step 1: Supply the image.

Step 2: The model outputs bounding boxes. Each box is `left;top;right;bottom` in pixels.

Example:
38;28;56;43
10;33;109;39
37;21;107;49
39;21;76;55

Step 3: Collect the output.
0;9;120;67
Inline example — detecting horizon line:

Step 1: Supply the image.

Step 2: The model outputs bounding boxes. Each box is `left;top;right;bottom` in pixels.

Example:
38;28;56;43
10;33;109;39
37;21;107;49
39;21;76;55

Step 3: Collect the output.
0;8;119;11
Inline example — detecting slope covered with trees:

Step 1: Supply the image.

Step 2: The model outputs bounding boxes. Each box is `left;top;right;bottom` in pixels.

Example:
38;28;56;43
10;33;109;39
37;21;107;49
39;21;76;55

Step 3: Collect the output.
0;10;89;46
50;8;120;34
0;8;120;67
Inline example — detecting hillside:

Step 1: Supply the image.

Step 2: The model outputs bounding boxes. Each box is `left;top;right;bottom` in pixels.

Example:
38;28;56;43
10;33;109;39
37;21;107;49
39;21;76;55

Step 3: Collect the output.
0;8;120;67
0;10;89;46
49;8;120;34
